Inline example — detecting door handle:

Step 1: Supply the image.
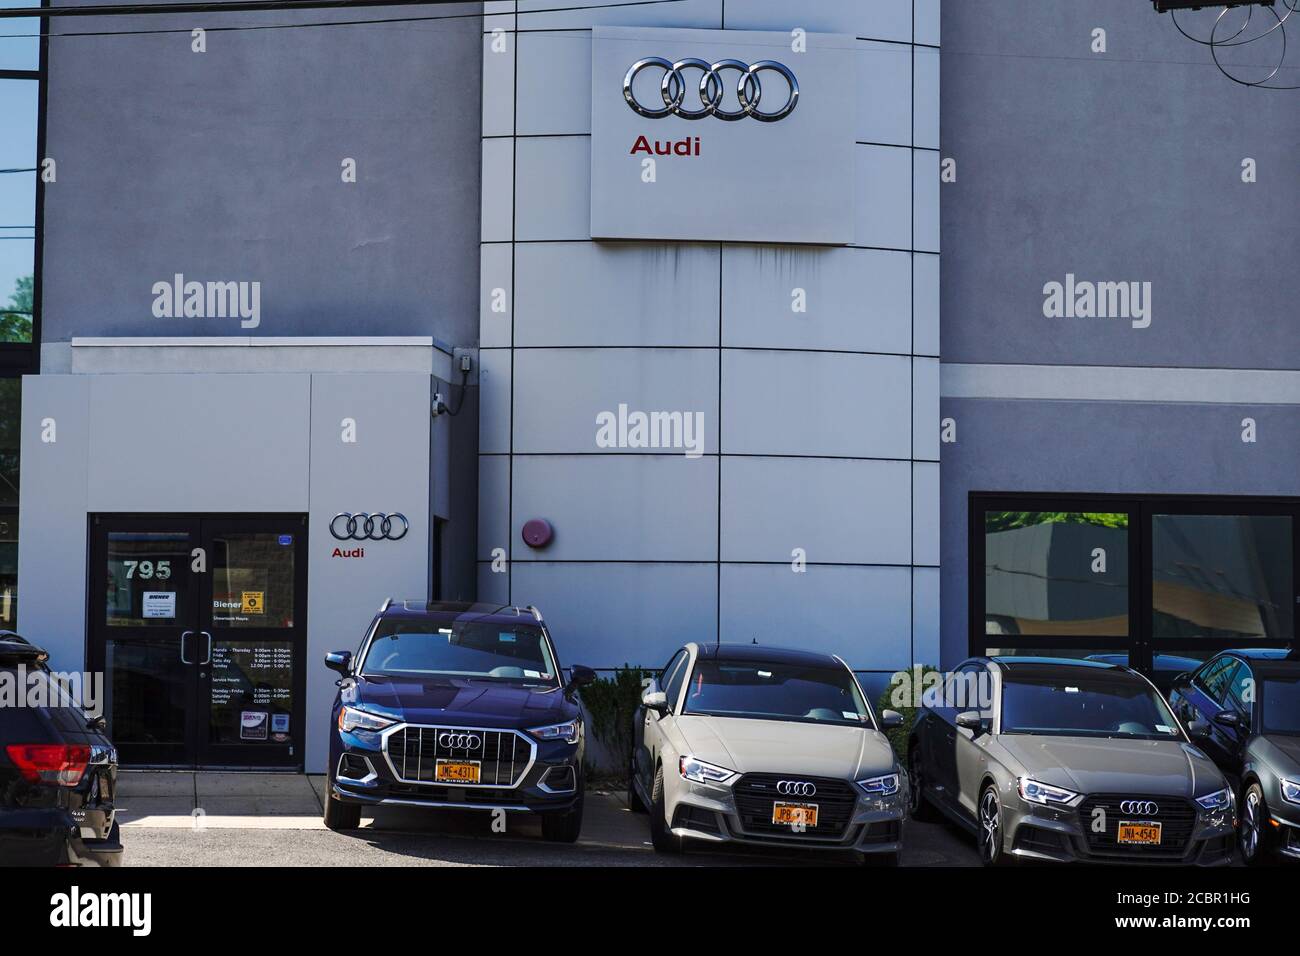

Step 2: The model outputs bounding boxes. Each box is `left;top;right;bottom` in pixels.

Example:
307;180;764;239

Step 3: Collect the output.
180;631;194;664
199;631;212;665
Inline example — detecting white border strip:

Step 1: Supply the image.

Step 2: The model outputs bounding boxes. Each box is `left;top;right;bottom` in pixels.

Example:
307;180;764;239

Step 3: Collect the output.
941;364;1300;406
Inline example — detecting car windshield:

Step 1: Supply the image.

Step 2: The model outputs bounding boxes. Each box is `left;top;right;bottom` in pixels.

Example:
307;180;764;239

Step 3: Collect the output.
680;659;872;727
1001;673;1183;740
361;620;558;686
1262;676;1300;735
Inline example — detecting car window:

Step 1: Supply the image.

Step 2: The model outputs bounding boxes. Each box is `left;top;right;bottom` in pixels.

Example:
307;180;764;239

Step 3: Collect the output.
1262;676;1300;735
1195;657;1236;704
1224;662;1254;720
680;659;871;727
1001;673;1183;740
663;651;690;712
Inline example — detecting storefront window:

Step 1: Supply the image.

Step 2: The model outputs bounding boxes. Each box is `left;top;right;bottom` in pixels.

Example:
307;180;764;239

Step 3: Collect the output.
1152;513;1293;641
0;377;17;627
983;511;1130;638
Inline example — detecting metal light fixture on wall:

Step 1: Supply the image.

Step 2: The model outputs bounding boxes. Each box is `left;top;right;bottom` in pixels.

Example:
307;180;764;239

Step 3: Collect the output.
1154;0;1299;90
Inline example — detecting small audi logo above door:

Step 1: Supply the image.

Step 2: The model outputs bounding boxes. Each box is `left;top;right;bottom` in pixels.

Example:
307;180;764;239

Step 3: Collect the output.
329;513;409;541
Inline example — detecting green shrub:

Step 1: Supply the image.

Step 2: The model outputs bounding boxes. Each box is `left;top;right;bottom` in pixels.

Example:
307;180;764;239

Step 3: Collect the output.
578;665;646;778
876;664;941;763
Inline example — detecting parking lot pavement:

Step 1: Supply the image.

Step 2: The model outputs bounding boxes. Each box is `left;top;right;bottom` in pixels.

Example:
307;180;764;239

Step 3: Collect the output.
115;771;981;866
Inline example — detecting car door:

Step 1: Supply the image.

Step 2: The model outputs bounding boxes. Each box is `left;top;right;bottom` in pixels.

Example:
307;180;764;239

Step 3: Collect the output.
636;648;687;796
951;663;994;820
930;663;984;818
1181;656;1244;773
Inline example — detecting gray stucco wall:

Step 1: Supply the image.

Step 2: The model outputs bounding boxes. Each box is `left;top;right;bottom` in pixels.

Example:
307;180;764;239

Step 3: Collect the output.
938;1;1299;668
41;0;484;346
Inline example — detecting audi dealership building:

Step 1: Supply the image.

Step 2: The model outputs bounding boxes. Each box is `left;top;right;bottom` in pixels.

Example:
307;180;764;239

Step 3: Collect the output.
1;0;1296;773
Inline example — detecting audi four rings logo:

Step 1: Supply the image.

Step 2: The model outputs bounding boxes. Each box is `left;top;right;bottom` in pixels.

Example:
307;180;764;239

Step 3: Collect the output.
776;780;816;797
438;733;483;751
329;512;409;541
623;57;799;122
1119;800;1159;816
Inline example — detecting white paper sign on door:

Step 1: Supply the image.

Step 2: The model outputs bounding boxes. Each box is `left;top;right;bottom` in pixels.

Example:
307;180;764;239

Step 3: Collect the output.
142;591;177;619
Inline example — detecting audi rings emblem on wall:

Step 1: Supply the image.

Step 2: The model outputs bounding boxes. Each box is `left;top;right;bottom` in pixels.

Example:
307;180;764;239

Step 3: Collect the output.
776;780;817;797
623;57;799;122
438;733;483;751
329;512;409;541
1119;800;1159;816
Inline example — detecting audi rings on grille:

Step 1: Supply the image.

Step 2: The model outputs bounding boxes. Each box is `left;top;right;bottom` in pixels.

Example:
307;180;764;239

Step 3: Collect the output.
623;57;799;122
1119;800;1159;816
776;780;817;797
438;733;483;751
329;512;409;541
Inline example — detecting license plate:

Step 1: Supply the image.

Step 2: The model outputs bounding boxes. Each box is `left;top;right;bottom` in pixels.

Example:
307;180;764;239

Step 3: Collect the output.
1117;821;1162;845
435;759;481;784
772;802;818;827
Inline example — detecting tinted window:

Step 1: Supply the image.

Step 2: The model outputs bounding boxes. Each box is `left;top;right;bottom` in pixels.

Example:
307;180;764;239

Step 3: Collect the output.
983;511;1129;638
662;651;689;711
361;620;556;685
1196;657;1238;705
681;659;870;727
1001;673;1182;740
1152;514;1293;641
1262;677;1300;736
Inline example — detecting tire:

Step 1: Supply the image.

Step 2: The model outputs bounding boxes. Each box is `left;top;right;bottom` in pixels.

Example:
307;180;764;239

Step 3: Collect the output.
541;789;585;843
1240;782;1274;866
627;750;648;814
323;778;362;831
978;784;1011;867
907;743;938;822
649;764;683;854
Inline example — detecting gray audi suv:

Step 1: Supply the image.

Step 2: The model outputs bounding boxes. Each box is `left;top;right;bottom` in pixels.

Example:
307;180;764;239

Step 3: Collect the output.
908;657;1236;865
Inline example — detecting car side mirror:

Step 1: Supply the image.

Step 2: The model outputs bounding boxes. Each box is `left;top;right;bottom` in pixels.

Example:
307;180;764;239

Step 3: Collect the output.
324;650;352;675
956;710;985;735
1188;719;1211;739
1212;710;1242;730
85;714;107;732
642;689;669;714
879;709;904;730
565;664;597;697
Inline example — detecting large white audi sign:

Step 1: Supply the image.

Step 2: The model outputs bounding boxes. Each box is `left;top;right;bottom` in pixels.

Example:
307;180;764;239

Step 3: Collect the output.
590;25;857;245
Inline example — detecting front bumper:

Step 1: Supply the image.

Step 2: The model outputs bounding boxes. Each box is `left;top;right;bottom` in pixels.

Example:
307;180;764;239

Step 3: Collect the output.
1001;791;1235;866
330;722;582;815
666;775;907;854
1265;799;1300;860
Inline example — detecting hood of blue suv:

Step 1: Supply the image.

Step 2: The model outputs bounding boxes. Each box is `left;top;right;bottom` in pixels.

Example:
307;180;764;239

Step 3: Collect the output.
347;675;575;729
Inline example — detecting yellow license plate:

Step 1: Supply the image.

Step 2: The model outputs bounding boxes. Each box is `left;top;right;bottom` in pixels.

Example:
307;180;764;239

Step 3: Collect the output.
435;759;481;784
772;802;818;827
1117;821;1162;845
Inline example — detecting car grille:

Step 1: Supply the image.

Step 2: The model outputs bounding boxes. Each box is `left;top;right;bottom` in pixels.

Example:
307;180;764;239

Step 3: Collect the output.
1077;794;1198;861
385;726;533;788
733;773;858;839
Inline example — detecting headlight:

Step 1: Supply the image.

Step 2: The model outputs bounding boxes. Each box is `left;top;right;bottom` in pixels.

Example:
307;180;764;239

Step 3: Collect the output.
1281;779;1300;806
528;720;581;744
338;706;396;733
1196;787;1232;812
679;755;736;786
857;772;901;796
1018;777;1079;806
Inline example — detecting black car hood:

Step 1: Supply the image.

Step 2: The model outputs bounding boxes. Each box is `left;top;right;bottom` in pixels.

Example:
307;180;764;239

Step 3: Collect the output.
347;675;573;729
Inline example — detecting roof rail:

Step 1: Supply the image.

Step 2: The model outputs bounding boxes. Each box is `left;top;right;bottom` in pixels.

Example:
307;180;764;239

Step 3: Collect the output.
525;604;543;621
378;598;393;613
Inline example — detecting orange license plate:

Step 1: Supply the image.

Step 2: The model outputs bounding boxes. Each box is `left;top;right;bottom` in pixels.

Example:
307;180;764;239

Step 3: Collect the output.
772;802;818;827
435;759;481;784
1117;821;1162;845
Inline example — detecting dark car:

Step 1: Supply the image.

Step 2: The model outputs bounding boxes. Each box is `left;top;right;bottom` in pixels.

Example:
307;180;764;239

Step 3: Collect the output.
0;632;122;866
322;601;595;841
908;657;1235;866
1169;649;1300;864
1085;653;1206;695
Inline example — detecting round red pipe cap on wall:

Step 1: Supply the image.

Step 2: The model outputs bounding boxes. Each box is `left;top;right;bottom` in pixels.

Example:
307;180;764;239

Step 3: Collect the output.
521;518;554;549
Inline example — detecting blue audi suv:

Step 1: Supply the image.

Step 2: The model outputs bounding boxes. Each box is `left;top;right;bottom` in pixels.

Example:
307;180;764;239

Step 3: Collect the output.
323;600;595;841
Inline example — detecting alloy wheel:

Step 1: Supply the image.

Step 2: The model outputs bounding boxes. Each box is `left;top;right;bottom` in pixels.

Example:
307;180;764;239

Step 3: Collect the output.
1242;788;1261;861
979;789;1001;863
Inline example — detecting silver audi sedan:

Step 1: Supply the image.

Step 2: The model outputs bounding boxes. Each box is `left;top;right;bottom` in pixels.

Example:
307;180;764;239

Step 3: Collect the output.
908;657;1237;866
629;642;907;864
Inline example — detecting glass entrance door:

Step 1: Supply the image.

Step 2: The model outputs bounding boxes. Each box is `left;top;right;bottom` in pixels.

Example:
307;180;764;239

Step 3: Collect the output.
89;515;308;769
